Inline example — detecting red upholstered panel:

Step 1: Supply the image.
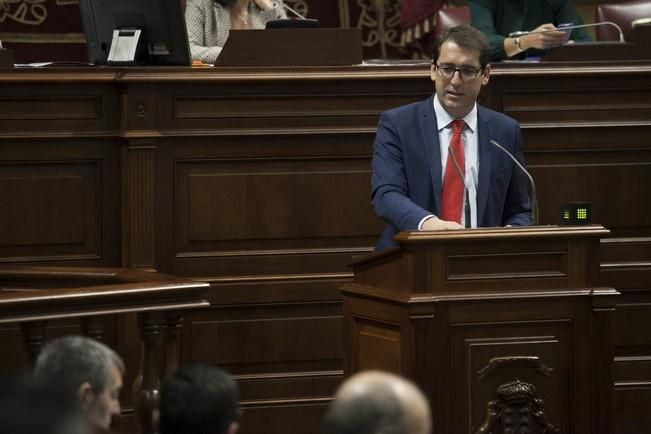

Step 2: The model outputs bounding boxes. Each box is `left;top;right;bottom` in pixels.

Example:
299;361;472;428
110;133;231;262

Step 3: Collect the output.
0;0;86;63
596;0;651;41
434;6;471;41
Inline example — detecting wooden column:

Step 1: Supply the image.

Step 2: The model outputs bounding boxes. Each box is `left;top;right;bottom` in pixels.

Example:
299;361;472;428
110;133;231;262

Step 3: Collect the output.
20;320;48;364
162;311;183;377
81;316;105;342
134;311;162;434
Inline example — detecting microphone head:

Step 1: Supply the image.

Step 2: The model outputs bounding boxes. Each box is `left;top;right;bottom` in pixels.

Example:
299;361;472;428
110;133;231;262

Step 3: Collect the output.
265;18;319;28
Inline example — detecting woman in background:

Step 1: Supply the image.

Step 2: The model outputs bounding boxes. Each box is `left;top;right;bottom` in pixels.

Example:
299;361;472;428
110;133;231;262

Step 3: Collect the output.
185;0;287;64
468;0;592;61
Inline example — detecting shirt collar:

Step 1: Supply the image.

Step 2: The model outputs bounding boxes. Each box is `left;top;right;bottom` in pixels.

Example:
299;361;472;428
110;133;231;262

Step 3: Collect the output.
433;95;477;133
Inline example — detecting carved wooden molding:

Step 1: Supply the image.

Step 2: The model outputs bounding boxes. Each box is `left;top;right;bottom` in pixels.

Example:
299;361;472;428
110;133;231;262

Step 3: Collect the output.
477;356;554;380
475;380;559;434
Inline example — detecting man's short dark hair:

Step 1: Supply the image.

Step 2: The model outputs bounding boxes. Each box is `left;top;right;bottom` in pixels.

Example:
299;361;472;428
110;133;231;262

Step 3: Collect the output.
432;24;491;69
322;383;405;434
160;364;239;434
33;336;125;398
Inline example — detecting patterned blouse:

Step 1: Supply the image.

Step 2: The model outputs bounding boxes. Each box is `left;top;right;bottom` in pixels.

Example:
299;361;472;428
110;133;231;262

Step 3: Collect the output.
185;0;287;64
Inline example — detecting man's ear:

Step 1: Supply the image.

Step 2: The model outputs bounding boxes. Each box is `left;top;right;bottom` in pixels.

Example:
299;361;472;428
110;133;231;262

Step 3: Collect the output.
227;421;240;434
481;64;491;86
78;382;95;409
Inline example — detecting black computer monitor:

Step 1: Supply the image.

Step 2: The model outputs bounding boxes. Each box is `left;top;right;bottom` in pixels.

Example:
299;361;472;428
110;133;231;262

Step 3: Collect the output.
79;0;190;66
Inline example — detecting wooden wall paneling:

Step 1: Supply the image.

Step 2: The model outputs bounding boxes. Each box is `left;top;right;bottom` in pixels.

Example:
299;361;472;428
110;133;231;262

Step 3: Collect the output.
488;64;651;434
3;64;651;434
592;290;617;434
0;76;119;135
409;302;442;433
141;75;433;135
120;81;160;270
0;138;120;265
169;134;381;277
450;310;574;433
346;296;406;374
122;141;156;269
601;237;651;290
612;290;651;434
0;72;121;266
181;276;346;434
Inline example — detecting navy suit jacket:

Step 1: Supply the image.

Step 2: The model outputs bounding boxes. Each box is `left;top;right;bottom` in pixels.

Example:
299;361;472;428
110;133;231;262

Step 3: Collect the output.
371;95;533;252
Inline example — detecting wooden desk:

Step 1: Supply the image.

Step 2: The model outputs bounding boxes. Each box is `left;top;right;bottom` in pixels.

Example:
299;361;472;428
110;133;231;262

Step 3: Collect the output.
0;266;209;434
1;62;650;434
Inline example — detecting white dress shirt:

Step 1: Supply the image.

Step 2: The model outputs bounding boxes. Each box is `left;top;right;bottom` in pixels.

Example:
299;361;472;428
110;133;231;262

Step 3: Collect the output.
418;95;479;229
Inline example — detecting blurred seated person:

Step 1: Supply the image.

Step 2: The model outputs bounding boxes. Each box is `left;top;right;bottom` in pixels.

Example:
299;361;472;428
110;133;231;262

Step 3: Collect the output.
33;336;124;431
185;0;287;64
160;364;239;434
468;0;592;60
323;370;432;434
1;371;90;434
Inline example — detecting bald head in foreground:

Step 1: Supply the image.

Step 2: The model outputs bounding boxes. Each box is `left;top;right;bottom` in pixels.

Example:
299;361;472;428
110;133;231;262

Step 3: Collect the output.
323;371;432;434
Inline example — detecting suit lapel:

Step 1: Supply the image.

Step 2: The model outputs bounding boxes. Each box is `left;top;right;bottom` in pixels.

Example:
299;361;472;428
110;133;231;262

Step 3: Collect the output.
476;106;492;225
421;96;443;214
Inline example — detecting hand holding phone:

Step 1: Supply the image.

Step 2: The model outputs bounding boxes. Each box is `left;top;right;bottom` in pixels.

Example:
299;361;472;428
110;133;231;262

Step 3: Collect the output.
557;22;574;42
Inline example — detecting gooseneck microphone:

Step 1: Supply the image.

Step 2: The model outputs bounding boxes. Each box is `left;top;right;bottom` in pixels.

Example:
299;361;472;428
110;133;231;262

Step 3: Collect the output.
275;0;308;19
266;0;320;27
489;140;539;226
509;22;626;43
447;145;471;229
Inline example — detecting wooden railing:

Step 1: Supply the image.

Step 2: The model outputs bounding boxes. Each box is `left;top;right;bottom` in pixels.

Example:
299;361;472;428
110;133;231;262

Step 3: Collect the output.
0;266;210;434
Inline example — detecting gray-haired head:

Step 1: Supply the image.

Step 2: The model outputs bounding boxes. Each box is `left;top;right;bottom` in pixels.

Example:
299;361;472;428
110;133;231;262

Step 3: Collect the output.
34;335;124;398
322;371;432;434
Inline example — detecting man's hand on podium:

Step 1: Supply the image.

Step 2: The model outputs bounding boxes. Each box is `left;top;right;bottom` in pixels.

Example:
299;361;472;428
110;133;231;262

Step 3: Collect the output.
421;216;464;231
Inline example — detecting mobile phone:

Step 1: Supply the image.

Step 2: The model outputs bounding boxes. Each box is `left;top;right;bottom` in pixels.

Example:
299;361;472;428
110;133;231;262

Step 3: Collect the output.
557;22;573;42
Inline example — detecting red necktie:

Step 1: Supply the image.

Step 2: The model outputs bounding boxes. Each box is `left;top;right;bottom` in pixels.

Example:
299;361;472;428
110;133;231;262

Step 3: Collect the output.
441;119;466;223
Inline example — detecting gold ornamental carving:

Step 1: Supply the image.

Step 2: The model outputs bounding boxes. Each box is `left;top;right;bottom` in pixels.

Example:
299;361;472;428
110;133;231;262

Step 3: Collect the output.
0;0;48;26
355;0;401;57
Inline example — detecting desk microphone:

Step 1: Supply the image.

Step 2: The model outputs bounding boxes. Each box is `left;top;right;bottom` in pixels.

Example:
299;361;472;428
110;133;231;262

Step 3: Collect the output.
489;140;539;226
509;22;626;43
447;145;471;229
275;0;308;19
266;0;320;27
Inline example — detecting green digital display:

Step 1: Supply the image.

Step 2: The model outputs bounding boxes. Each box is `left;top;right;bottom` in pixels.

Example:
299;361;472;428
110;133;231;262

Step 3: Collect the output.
561;202;591;225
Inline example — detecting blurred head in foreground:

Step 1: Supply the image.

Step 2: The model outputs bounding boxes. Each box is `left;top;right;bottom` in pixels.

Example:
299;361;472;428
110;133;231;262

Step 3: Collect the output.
323;370;432;434
160;363;240;434
34;335;124;430
0;370;90;434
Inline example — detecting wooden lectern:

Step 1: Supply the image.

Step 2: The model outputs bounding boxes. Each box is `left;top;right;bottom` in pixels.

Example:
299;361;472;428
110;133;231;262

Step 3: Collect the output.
341;225;617;434
214;28;362;67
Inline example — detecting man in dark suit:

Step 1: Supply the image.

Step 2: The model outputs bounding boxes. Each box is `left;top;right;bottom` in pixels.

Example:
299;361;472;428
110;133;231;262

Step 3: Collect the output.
371;24;532;252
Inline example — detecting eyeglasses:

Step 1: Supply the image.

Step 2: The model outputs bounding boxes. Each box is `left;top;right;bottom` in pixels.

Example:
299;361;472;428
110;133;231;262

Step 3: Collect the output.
436;64;483;80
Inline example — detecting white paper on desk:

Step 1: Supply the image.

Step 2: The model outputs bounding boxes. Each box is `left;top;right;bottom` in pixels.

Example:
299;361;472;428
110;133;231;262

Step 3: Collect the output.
14;62;55;67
